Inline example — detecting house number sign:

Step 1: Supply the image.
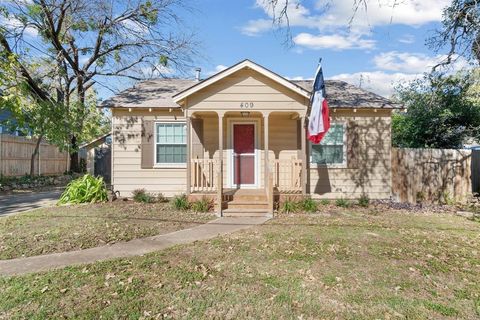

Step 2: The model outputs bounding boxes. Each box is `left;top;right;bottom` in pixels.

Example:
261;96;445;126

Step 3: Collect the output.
240;102;254;109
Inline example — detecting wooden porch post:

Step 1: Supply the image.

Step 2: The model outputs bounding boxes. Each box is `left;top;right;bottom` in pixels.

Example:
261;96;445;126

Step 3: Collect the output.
217;112;224;216
263;113;270;190
300;116;307;196
186;114;191;196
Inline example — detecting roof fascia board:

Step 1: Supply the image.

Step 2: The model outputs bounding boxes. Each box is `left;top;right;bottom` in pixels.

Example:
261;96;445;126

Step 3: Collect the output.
173;60;311;103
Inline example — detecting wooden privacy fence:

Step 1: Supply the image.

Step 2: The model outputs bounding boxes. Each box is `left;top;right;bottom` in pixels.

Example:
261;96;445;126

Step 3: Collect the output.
0;134;69;177
392;148;472;203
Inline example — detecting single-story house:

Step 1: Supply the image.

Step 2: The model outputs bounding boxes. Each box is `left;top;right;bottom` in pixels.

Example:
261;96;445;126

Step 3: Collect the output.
102;59;402;216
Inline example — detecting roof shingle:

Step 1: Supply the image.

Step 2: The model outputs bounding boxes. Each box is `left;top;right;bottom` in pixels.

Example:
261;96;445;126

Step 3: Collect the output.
101;78;401;109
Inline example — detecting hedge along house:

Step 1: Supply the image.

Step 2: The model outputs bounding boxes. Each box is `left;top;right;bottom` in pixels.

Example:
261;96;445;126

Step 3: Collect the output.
103;60;401;216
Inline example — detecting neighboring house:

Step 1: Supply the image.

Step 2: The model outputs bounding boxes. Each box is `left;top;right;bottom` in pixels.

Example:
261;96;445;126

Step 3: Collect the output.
102;59;401;216
79;133;112;183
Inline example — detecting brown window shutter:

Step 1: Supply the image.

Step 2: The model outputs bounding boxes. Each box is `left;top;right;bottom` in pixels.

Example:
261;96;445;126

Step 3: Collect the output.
191;118;204;159
141;120;155;169
346;120;360;169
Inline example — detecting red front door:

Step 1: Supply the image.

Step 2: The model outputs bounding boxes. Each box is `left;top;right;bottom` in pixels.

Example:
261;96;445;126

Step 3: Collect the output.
233;124;255;186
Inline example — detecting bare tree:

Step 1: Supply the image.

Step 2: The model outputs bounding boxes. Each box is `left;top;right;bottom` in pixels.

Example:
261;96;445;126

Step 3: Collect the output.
428;0;480;68
1;0;197;171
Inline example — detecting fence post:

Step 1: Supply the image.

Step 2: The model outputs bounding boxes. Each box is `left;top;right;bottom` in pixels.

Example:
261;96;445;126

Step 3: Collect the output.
38;139;41;176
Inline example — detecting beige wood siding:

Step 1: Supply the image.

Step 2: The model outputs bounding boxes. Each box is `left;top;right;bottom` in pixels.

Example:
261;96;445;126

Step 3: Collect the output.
186;69;308;114
112;109;187;197
309;109;392;199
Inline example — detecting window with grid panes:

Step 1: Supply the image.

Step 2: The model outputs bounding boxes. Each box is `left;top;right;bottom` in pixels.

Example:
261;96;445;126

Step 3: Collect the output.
310;123;345;165
155;123;187;164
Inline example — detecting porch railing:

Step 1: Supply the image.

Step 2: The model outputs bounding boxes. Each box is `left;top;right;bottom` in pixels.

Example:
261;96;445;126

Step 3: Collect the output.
191;159;217;193
270;159;303;192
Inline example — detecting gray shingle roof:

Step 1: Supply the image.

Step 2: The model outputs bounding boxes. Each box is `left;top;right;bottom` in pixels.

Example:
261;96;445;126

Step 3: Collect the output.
293;80;402;109
101;79;194;109
101;78;401;109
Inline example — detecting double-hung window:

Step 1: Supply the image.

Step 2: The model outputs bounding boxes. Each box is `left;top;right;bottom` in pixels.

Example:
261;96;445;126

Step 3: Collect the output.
310;123;346;165
155;122;187;165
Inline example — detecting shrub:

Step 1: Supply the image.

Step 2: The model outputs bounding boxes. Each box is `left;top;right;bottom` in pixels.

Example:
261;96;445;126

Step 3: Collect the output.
335;198;351;208
281;198;299;213
299;197;317;213
319;199;330;206
358;194;370;208
172;194;190;211
191;197;213;213
58;174;108;204
132;189;156;203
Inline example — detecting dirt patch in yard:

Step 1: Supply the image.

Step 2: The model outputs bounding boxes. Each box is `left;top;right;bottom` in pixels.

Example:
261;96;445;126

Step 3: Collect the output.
1;208;479;319
0;201;215;260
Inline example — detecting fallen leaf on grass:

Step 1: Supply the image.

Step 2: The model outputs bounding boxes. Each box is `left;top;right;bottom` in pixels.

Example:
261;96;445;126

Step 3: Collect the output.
105;273;116;280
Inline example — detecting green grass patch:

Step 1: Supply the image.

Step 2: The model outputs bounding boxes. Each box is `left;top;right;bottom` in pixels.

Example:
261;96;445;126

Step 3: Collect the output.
1;210;479;319
0;202;214;260
423;301;459;316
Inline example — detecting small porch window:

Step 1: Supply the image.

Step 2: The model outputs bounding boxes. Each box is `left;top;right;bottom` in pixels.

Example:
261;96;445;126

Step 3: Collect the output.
155;122;187;165
310;123;346;165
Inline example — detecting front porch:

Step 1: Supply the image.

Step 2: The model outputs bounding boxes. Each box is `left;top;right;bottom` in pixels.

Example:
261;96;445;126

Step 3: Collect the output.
185;111;307;216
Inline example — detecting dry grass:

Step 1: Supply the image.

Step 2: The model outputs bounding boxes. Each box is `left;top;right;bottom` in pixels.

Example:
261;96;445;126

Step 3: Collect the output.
1;207;479;319
0;201;215;260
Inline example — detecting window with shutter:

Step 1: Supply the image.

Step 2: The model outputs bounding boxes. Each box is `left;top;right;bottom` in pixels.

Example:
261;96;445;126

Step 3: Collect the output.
310;123;346;166
155;122;187;165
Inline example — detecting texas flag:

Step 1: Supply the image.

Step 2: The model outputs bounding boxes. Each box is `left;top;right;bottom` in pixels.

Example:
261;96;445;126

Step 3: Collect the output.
307;61;330;144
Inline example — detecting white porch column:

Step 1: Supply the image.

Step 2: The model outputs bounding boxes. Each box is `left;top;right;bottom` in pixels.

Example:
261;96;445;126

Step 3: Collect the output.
263;113;270;189
217;111;225;216
186;114;191;196
300;116;307;196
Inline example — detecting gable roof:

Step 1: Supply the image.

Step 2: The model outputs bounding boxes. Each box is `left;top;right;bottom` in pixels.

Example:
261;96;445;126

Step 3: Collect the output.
172;59;312;104
101;60;402;110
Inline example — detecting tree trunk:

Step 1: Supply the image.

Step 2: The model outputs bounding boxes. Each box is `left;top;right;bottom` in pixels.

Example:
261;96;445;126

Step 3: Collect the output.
69;135;80;173
30;134;43;177
69;74;86;173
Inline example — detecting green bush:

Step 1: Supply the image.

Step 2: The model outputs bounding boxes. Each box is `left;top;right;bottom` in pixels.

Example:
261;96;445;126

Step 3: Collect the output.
191;197;213;213
335;198;351;208
132;189;156;203
172;194;190;211
319;199;330;206
358;194;370;208
281;198;299;213
299;197;317;213
58;174;108;204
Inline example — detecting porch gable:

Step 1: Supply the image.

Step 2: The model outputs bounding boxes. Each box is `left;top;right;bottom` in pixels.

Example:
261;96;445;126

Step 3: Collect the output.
173;60;310;112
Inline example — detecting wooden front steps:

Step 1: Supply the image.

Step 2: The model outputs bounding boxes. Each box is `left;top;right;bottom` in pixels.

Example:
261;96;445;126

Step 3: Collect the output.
222;189;271;217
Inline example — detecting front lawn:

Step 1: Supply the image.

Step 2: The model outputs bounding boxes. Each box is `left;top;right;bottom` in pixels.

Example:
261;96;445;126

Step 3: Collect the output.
0;202;215;260
1;207;479;319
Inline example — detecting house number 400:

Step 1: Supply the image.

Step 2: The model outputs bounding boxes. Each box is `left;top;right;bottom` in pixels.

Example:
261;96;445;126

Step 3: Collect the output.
240;102;254;109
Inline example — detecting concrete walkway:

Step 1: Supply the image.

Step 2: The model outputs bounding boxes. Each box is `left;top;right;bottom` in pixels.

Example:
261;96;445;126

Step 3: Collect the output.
0;216;270;276
0;188;63;217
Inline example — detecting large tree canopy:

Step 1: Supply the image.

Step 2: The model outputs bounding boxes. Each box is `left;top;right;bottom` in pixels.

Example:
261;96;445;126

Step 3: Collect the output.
0;0;196;171
392;71;480;148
